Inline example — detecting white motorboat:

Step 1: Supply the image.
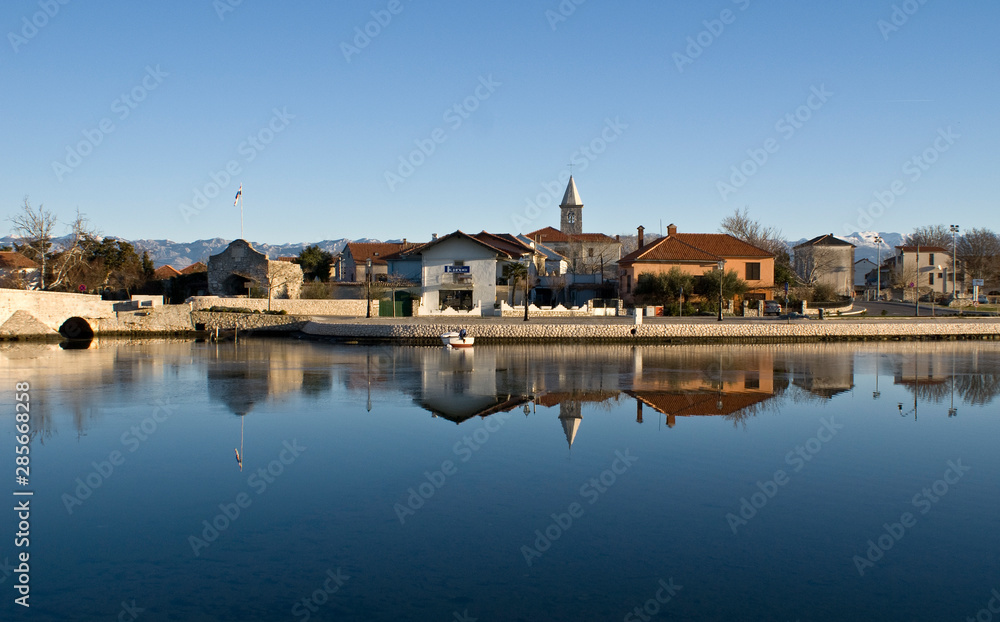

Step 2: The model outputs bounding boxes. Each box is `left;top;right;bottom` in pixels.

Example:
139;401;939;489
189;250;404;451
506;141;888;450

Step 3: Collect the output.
440;330;474;348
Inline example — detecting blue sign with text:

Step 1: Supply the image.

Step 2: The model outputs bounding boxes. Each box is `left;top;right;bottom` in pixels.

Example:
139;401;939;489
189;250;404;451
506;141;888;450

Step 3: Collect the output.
444;266;470;273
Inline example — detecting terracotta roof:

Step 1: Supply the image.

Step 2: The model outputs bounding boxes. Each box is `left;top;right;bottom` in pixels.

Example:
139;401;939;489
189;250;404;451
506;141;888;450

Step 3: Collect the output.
794;234;856;248
672;233;773;258
895;245;949;253
627;390;775;418
619;235;720;264
180;261;207;274
526;226;618;245
533;391;620;407
0;252;39;270
345;242;412;266
381;242;427;262
153;265;182;279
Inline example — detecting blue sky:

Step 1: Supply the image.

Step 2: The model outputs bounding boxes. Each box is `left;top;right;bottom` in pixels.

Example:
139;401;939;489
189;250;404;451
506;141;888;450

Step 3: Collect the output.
2;0;997;244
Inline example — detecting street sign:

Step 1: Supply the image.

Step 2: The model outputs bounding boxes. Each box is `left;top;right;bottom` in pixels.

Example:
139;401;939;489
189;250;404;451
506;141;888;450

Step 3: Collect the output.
444;265;470;274
973;279;984;286
784;282;789;294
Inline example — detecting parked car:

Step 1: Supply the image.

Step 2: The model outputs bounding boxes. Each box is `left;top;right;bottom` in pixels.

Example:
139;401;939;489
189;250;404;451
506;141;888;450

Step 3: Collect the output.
764;300;783;316
978;295;989;304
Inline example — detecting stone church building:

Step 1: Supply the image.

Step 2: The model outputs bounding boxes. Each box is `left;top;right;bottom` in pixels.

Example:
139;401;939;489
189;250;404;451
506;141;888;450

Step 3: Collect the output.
527;176;621;279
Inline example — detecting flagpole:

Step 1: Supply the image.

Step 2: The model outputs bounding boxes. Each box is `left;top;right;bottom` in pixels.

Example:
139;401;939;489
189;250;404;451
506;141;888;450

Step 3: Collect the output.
240;182;244;240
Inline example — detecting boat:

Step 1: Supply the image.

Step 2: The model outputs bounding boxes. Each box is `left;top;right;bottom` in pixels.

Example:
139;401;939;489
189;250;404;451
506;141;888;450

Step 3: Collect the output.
440;329;474;348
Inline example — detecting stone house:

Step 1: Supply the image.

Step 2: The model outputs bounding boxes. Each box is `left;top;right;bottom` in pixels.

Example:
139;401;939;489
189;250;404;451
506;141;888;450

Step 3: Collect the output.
617;224;775;304
207;239;303;299
793;234;856;297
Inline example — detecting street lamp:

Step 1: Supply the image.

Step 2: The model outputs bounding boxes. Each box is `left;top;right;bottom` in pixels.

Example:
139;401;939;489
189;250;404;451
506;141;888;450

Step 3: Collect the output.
522;254;531;322
717;260;726;322
874;235;883;301
365;257;372;318
950;224;959;298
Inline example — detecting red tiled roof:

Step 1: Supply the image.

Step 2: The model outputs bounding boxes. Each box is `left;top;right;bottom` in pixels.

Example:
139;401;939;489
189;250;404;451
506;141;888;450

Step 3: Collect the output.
627;390;775;418
619;236;720;264
345;242;413;265
180;262;207;274
526;227;617;244
153;265;182;279
672;233;773;258
0;252;39;270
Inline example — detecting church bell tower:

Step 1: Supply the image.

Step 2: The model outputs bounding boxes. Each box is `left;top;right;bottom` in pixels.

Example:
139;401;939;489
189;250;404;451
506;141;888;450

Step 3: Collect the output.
559;176;583;235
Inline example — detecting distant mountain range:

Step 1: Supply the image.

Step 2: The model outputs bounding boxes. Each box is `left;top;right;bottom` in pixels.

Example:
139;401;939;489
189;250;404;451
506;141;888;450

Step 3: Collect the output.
0;236;383;269
2;231;904;269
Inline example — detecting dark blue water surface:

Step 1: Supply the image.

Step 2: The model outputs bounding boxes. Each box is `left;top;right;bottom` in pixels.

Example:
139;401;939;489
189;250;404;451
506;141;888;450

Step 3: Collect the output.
2;339;1000;621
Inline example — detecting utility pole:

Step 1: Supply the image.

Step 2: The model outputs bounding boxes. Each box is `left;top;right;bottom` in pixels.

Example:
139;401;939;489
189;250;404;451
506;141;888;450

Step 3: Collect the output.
950;224;959;297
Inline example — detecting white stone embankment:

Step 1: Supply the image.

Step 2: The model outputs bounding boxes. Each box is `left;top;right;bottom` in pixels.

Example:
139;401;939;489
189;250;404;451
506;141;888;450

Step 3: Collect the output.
302;318;1000;342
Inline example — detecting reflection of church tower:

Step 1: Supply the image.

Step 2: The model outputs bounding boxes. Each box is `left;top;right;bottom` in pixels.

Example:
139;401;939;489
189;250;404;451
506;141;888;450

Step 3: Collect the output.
559;176;583;235
558;401;582;449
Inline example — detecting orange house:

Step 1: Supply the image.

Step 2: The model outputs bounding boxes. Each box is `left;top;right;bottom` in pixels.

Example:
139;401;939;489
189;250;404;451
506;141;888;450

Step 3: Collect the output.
618;224;774;303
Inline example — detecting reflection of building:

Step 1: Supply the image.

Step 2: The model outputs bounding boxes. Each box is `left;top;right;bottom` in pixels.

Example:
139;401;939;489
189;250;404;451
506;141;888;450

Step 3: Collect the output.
789;351;854;398
411;349;529;424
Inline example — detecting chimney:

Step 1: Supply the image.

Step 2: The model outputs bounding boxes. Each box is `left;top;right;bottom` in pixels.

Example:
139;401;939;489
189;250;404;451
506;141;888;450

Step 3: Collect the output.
402;238;407;245
637;226;645;249
667;223;677;236
432;233;438;241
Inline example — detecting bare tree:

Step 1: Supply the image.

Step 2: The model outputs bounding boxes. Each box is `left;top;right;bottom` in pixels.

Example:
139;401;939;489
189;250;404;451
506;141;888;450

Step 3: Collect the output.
9;197;92;290
956;228;1000;283
905;225;952;249
719;207;788;257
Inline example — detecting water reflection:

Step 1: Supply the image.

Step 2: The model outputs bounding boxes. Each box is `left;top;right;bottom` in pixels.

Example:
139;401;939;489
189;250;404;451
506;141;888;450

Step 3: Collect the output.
6;340;999;443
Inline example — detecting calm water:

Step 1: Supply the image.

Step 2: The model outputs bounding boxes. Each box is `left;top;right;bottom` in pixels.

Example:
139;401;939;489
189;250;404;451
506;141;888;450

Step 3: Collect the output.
2;338;1000;621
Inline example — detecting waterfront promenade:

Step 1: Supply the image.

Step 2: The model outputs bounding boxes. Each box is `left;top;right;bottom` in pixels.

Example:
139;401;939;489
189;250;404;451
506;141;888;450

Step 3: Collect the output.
302;314;1000;343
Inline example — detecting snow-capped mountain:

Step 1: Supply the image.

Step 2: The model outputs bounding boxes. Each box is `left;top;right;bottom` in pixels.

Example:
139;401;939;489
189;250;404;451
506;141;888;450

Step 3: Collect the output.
789;232;904;264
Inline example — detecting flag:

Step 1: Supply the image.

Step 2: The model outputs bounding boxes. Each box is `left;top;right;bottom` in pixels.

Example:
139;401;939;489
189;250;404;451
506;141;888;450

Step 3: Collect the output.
234;185;242;207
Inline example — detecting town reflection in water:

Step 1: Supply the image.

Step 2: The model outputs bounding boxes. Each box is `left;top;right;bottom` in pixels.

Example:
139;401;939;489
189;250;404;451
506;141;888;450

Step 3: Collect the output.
5;339;997;444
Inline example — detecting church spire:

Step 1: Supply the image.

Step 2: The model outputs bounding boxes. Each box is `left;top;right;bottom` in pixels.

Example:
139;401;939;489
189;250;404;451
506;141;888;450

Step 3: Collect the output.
560;175;583;207
559;176;583;235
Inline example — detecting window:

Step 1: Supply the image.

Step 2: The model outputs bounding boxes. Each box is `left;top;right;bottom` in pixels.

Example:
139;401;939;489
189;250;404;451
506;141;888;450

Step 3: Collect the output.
626;275;632;293
588;248;594;258
929;273;934;285
745;262;761;280
929;253;934;265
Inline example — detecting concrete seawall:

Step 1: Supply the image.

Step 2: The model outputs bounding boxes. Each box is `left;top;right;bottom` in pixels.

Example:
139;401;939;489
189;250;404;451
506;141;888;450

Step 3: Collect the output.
302;318;1000;343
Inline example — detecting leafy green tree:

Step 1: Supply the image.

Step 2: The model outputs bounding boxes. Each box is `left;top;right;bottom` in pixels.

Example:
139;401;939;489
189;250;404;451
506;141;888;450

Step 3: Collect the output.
295;245;334;282
695;268;749;301
634;269;695;306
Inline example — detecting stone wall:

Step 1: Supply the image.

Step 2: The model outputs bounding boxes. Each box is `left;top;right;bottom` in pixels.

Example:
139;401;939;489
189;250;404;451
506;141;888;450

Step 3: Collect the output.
302;318;1000;342
94;304;195;334
268;260;304;299
0;288;117;330
189;296;367;316
191;311;309;332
